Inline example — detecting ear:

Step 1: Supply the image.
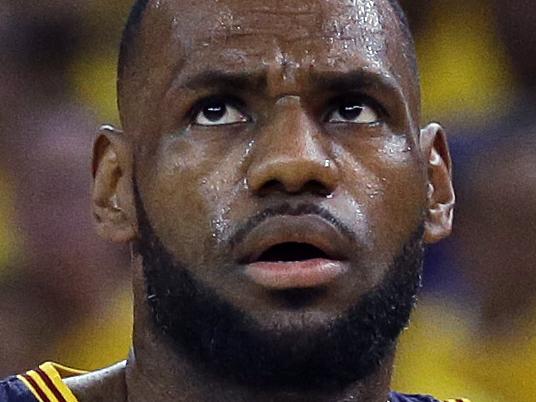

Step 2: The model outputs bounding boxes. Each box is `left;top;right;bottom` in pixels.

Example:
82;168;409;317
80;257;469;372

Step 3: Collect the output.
92;125;137;243
420;123;455;244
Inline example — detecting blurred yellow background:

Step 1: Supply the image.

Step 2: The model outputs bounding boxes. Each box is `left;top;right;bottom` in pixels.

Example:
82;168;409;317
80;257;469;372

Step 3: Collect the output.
0;1;535;401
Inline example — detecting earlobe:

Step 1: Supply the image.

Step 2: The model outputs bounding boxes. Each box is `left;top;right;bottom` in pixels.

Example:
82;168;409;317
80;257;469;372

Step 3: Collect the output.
92;125;137;243
420;123;455;244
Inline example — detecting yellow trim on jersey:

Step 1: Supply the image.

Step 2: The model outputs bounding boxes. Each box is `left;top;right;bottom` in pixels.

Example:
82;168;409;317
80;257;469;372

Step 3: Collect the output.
40;362;85;402
17;362;86;402
28;369;62;402
17;375;44;402
41;362;87;377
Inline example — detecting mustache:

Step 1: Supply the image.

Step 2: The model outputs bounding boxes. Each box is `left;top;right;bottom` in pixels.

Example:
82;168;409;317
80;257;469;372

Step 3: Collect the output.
132;175;358;251
229;202;357;248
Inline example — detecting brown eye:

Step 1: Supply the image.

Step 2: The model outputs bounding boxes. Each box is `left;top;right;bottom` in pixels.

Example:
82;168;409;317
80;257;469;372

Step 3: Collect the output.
339;104;364;120
328;100;379;124
203;102;226;122
194;100;248;126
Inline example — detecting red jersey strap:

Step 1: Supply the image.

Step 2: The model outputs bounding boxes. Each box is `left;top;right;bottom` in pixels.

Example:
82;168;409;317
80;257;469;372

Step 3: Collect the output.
17;363;86;402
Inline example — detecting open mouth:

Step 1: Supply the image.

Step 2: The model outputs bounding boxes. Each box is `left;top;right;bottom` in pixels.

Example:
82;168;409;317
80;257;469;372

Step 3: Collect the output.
236;215;351;289
244;240;349;289
256;242;331;263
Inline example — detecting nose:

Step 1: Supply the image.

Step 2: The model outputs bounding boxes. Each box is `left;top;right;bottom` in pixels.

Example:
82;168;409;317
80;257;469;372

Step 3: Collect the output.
247;97;339;196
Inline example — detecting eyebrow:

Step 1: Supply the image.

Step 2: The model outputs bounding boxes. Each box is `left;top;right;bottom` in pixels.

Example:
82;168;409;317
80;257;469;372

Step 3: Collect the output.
173;68;406;106
310;69;405;98
176;70;268;92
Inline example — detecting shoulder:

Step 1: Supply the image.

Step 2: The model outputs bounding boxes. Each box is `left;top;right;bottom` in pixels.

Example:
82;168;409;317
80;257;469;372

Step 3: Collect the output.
390;392;471;402
0;375;39;402
64;361;126;402
0;362;126;402
0;363;87;402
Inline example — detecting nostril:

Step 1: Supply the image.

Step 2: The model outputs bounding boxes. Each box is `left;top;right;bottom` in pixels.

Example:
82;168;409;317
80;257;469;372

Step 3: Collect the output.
301;180;332;196
256;179;332;196
257;180;287;196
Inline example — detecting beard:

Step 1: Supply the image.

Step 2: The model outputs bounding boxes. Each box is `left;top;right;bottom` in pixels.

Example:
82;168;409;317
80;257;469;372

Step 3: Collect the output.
135;186;424;391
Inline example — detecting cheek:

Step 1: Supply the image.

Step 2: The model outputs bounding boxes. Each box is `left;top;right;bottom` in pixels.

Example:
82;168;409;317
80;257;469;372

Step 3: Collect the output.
337;134;426;256
138;133;248;264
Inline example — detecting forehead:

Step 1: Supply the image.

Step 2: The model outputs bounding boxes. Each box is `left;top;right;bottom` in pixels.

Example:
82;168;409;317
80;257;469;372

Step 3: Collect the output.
123;0;417;125
145;0;401;68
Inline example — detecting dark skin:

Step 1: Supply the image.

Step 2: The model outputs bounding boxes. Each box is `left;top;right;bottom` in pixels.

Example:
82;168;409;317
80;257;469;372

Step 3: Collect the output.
68;0;454;401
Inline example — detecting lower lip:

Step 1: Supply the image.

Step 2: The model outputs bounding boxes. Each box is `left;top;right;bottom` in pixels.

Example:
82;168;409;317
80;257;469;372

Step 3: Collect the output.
244;259;349;289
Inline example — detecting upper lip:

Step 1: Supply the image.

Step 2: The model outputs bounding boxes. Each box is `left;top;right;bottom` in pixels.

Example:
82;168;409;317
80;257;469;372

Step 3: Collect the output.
233;214;351;264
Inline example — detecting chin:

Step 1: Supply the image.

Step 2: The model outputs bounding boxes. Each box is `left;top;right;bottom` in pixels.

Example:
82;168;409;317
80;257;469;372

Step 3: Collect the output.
250;304;343;332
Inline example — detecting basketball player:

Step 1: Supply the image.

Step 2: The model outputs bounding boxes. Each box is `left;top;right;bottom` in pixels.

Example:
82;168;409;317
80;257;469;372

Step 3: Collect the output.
0;1;469;401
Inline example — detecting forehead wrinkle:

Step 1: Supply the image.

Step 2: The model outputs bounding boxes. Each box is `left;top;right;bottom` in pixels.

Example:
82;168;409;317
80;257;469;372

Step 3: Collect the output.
322;0;388;67
148;0;405;57
173;70;268;94
165;42;406;104
136;0;418;124
171;54;268;90
177;13;323;49
205;0;322;39
156;0;402;66
190;3;386;50
160;0;394;54
310;68;402;94
154;0;320;53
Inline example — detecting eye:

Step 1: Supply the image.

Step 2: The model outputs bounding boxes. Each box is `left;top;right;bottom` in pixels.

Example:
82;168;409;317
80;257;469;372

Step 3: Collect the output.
193;99;249;126
327;99;380;125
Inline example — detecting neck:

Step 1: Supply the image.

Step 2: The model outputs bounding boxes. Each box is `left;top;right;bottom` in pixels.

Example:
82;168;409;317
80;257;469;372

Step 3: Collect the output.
126;332;393;402
125;257;393;402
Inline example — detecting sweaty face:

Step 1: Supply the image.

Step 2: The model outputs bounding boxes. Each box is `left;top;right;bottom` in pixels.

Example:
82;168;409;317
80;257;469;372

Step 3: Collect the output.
123;0;427;387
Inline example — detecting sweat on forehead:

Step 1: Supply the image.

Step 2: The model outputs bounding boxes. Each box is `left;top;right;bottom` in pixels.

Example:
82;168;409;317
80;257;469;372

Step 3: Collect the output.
119;0;414;79
117;0;419;125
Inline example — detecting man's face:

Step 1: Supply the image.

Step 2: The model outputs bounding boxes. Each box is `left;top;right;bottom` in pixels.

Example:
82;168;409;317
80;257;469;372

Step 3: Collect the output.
118;0;431;387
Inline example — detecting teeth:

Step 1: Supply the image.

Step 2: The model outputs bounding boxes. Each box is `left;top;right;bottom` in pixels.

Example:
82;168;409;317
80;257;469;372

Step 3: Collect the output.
258;242;328;262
